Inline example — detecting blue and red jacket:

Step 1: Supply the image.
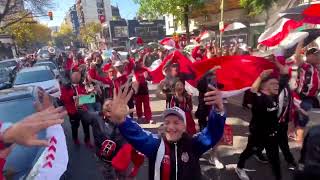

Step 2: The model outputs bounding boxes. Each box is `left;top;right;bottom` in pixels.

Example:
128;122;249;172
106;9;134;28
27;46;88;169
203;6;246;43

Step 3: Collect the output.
118;109;226;180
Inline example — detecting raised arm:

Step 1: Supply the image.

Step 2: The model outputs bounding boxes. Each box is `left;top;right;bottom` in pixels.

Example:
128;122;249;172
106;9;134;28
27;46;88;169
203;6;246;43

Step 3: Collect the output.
193;87;226;156
110;83;160;158
118;117;160;158
251;69;273;93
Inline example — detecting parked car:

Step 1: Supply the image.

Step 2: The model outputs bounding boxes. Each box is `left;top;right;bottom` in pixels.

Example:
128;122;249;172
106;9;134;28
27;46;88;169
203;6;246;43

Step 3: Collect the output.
13;66;61;98
0;59;21;77
0;68;14;90
34;61;60;77
0;86;68;180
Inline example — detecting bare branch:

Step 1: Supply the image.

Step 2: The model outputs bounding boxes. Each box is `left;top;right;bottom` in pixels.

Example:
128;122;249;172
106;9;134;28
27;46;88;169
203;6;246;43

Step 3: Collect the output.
0;12;32;30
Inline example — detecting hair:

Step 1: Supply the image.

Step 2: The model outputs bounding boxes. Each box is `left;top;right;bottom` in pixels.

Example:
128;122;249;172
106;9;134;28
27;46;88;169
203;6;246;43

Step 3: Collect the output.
259;75;279;90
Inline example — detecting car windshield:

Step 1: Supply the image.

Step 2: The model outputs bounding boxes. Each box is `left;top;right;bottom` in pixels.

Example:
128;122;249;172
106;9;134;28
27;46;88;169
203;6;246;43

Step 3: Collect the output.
34;63;56;70
0;97;46;179
0;69;10;83
14;70;54;85
0;61;17;68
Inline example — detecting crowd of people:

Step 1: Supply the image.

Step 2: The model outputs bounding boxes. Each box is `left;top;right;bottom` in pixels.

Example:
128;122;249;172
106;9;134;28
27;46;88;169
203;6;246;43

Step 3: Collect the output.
0;33;320;180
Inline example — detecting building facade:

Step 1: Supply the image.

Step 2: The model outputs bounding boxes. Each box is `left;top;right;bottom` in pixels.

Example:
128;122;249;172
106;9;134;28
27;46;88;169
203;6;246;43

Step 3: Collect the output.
69;5;80;35
76;0;112;26
128;20;166;42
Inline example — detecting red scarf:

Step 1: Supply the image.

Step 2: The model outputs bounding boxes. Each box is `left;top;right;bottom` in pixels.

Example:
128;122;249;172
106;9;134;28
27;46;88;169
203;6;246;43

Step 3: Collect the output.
161;141;171;180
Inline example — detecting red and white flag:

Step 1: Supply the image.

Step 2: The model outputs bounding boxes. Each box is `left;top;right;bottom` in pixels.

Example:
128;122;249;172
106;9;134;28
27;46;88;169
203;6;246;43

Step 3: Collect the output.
150;52;276;97
258;18;303;47
160;37;177;49
222;22;247;32
195;30;215;42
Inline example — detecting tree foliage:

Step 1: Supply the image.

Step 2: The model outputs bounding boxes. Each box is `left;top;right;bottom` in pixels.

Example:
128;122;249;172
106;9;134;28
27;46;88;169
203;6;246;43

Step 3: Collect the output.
133;0;203;39
2;19;51;48
240;0;278;16
79;22;102;45
0;0;53;28
52;23;76;48
134;0;203;21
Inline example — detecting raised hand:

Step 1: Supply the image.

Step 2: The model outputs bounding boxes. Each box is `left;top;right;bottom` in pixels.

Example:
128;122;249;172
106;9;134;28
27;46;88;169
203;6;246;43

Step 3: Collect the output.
35;90;53;112
204;85;224;112
110;83;134;124
2;107;67;146
260;69;274;79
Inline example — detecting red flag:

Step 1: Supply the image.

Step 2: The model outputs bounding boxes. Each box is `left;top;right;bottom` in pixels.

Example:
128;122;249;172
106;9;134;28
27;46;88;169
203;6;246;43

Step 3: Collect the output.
150;50;195;84
193;56;276;91
151;54;276;92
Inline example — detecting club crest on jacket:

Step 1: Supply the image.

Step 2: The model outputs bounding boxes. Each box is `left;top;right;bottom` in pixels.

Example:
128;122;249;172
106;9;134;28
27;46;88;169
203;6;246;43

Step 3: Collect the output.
181;152;189;163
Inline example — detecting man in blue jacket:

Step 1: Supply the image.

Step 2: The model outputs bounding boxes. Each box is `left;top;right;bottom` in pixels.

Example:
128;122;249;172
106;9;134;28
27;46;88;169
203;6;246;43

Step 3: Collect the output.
109;83;226;180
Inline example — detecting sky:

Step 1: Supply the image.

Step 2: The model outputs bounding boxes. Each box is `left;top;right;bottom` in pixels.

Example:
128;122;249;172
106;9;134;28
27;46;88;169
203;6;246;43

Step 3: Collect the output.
39;0;139;27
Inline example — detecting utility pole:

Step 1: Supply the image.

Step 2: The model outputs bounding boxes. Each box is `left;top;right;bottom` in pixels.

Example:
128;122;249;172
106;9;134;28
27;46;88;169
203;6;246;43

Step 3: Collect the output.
219;0;224;48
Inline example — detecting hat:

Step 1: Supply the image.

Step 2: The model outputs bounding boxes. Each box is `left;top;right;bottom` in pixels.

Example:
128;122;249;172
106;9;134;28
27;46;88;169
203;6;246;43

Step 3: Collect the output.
162;107;186;124
306;47;320;56
114;61;124;67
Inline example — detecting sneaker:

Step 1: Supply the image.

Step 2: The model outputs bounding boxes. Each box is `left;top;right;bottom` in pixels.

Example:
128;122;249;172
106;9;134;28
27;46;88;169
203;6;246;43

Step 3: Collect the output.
253;154;268;164
235;167;250;180
208;157;224;169
288;163;297;171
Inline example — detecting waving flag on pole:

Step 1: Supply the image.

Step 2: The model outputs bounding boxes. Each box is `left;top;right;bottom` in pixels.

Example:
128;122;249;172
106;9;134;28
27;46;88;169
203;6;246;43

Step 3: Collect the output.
280;2;320;24
195;30;215;42
258;18;303;47
221;22;247;32
160;37;177;49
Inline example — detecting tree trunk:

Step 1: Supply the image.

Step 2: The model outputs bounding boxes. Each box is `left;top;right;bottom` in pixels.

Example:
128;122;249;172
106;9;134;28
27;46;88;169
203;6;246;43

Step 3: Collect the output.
184;5;190;42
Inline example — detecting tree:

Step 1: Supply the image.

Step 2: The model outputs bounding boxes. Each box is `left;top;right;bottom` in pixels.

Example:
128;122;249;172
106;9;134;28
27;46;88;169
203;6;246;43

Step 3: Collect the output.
79;22;102;46
240;0;278;21
133;0;204;40
3;20;51;49
52;23;77;48
0;0;53;29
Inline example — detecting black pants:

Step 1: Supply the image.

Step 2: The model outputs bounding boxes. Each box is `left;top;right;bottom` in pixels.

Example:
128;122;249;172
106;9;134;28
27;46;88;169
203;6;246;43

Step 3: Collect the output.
68;110;91;142
278;122;296;165
237;132;281;180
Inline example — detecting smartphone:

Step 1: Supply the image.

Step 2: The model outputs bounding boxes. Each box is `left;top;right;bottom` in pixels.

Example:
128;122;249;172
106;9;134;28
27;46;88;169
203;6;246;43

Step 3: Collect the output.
78;94;96;105
206;74;217;91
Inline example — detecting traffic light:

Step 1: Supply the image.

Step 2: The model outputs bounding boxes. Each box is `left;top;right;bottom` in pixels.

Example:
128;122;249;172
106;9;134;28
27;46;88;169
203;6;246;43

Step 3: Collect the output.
48;11;53;20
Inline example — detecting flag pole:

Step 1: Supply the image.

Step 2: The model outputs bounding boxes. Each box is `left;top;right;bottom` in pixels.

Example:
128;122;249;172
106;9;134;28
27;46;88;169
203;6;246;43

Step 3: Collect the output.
219;0;224;48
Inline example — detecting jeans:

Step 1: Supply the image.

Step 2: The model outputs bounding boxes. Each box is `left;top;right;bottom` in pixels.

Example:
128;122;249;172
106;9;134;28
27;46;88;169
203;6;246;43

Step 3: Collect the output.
87;102;102;113
297;97;319;127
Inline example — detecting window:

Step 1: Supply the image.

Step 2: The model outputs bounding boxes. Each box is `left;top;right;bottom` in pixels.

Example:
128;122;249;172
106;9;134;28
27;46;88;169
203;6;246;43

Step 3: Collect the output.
0;61;17;69
14;70;54;85
114;26;128;38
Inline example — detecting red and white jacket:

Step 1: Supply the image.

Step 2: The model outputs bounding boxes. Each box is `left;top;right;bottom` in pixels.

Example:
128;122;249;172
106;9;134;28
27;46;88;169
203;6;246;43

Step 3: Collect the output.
297;62;320;97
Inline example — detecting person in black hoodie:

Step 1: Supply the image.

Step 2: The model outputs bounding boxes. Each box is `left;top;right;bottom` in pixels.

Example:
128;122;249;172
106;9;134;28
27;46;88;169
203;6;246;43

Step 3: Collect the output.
235;69;282;180
91;99;145;180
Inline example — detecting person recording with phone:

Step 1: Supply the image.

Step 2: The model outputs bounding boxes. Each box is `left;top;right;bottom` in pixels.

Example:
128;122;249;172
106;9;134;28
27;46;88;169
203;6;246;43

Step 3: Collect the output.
60;70;94;148
196;66;225;169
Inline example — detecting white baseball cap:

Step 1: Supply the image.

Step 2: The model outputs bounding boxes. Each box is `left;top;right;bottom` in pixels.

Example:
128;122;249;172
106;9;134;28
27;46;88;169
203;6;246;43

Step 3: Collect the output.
162;107;186;124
